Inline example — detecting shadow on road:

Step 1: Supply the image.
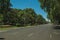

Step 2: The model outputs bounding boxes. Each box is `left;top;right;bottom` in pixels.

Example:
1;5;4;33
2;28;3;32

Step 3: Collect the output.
0;38;5;40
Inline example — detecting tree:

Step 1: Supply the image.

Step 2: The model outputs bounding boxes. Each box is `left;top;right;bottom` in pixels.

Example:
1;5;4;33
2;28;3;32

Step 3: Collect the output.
36;14;46;24
0;0;11;24
6;8;18;25
24;8;37;25
17;8;37;26
39;0;60;24
7;8;46;26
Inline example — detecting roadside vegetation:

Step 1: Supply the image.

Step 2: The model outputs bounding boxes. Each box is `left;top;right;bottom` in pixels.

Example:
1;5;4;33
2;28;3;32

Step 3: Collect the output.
39;0;60;29
39;0;60;24
0;0;47;28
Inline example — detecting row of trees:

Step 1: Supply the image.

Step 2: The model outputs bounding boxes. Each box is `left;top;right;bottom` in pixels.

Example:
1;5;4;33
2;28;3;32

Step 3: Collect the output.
0;0;47;26
39;0;60;24
0;8;46;26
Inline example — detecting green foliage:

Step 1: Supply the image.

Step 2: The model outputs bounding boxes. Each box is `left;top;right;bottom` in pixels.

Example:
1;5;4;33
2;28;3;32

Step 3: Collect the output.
17;8;45;25
39;0;60;24
0;8;46;26
0;0;47;27
0;0;11;24
36;15;46;24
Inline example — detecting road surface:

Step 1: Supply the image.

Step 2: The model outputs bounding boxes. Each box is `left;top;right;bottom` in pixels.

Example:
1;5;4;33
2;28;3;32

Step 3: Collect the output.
0;24;60;40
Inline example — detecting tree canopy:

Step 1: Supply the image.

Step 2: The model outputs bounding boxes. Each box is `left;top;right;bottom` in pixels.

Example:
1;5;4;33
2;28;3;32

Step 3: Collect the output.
0;0;47;27
39;0;60;24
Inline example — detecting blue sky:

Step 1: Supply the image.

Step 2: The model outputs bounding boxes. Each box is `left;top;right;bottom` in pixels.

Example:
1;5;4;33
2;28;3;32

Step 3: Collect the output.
10;0;48;20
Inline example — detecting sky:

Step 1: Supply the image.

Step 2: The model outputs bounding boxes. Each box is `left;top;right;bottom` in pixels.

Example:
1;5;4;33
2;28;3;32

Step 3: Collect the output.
10;0;48;21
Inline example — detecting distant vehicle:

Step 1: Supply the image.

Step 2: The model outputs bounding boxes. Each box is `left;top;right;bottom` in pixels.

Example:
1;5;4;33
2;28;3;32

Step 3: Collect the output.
54;22;60;29
52;21;60;29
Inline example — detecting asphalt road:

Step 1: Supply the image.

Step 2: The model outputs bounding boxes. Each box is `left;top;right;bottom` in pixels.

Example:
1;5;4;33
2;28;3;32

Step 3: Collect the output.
0;24;60;40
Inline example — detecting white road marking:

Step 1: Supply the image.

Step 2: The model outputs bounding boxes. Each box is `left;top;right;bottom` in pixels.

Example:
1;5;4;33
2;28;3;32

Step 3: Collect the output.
0;31;3;32
0;30;8;32
50;34;52;39
28;33;34;37
0;28;21;32
11;32;19;35
53;32;60;34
